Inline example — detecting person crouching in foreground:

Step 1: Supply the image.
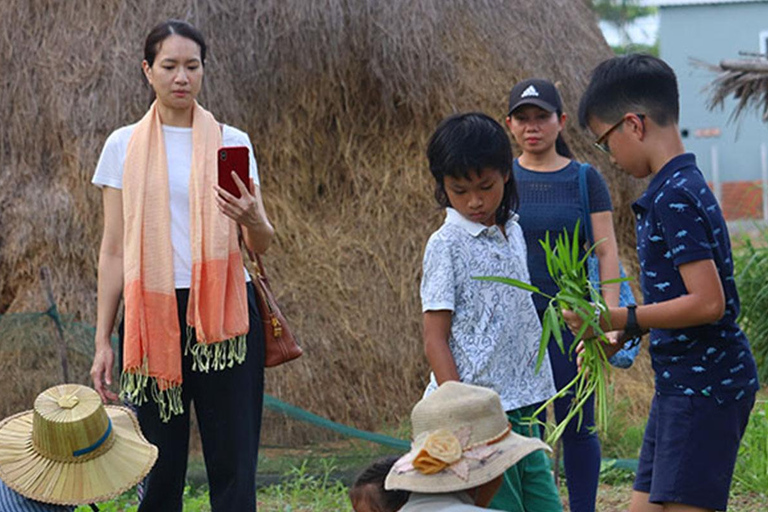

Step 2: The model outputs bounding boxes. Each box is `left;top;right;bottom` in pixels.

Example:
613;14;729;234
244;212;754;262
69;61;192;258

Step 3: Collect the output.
350;456;410;512
385;381;551;511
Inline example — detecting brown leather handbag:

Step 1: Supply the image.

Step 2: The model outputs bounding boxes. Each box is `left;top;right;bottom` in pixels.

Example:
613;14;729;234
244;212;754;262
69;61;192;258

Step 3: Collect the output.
220;124;300;366
242;244;303;367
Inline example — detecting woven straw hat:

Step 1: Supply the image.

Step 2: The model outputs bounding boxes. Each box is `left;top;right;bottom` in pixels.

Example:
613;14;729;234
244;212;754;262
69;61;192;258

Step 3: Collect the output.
0;384;158;506
385;381;549;493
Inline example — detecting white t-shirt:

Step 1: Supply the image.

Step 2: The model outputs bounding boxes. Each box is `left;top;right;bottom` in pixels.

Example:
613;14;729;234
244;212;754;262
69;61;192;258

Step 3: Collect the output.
92;123;259;288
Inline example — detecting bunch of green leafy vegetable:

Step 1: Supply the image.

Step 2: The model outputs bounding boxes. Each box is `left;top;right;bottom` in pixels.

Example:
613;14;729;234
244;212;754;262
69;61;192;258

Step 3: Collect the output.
476;221;627;445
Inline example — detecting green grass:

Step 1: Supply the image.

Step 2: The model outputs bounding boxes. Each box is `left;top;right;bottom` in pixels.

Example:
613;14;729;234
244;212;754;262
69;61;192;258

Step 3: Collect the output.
599;388;646;460
75;462;352;512
257;460;352;512
597;460;636;486
733;398;768;496
257;438;404;486
733;227;768;383
74;486;211;511
79;411;767;512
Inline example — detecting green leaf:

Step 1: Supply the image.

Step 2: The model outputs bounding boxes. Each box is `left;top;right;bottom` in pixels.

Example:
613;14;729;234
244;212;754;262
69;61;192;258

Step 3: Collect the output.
579;242;599;265
541;232;555;278
600;277;631;285
574;317;593;346
549;306;565;354
538;310;553;372
572;219;581;265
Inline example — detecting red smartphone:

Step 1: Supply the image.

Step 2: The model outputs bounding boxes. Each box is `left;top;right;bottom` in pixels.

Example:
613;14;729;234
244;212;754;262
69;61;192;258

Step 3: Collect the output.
217;146;250;198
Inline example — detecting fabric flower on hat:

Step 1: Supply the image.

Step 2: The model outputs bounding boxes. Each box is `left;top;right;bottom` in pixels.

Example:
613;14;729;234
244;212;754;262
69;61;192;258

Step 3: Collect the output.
412;428;464;474
393;425;505;481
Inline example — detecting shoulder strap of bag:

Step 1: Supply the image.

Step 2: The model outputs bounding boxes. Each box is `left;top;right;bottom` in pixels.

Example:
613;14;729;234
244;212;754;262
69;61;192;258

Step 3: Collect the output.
236;225;266;277
577;162;594;246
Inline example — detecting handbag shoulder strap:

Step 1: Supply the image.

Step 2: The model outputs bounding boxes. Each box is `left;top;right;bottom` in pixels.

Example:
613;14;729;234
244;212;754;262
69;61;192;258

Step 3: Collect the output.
577;162;594;246
236;225;266;276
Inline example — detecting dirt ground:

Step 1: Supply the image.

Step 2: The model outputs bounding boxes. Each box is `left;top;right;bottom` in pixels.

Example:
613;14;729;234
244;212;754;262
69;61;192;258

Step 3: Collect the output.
564;483;767;512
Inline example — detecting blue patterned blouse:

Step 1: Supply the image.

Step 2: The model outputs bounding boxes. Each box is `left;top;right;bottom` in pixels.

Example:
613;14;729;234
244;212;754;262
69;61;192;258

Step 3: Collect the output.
514;159;613;312
0;479;75;512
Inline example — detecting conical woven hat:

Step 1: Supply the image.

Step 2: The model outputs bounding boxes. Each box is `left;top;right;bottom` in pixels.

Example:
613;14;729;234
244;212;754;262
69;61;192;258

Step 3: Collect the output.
385;381;549;493
0;384;158;506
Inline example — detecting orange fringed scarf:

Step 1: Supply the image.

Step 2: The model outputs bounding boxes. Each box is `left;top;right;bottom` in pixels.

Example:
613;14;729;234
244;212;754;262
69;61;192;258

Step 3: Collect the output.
120;101;249;421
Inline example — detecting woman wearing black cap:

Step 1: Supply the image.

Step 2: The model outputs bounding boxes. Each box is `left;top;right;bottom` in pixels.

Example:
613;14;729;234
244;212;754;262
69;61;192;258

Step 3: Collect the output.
503;78;621;512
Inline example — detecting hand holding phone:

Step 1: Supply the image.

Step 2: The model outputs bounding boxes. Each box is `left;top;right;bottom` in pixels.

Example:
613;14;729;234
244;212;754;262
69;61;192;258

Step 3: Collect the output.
217;146;250;198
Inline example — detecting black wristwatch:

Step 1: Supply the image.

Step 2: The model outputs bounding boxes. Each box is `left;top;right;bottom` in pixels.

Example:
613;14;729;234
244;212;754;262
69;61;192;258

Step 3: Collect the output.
624;305;643;339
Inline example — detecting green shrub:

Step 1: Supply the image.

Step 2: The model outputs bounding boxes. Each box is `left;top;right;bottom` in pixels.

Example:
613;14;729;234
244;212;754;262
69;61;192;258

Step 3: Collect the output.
732;229;768;383
600;389;645;460
733;399;768;496
75;486;211;512
598;460;635;486
257;459;351;511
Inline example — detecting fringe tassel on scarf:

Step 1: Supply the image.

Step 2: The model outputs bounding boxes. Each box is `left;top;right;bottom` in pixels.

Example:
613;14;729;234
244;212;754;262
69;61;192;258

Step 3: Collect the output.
184;327;247;373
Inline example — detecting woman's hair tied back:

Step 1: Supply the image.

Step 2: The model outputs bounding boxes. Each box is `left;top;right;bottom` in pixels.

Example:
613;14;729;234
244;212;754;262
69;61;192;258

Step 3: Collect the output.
144;19;207;67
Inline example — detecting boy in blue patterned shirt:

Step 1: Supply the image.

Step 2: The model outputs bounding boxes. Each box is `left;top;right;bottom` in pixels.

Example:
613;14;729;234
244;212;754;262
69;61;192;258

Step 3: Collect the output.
568;54;759;512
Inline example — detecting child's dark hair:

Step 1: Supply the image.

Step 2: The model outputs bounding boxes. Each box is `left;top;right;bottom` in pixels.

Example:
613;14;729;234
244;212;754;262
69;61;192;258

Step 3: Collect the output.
578;54;679;129
144;19;207;66
427;112;519;225
349;456;409;512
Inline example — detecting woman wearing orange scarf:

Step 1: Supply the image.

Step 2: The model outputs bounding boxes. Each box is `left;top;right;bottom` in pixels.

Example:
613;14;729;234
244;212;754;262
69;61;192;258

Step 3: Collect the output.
89;19;273;511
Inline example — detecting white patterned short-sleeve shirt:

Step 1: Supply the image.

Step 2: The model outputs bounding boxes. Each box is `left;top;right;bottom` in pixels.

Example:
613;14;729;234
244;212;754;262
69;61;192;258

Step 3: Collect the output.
421;208;556;411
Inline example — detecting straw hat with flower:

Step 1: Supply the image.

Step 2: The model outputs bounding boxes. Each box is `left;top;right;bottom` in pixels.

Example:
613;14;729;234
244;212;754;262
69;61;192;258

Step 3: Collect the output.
385;381;550;494
0;384;158;506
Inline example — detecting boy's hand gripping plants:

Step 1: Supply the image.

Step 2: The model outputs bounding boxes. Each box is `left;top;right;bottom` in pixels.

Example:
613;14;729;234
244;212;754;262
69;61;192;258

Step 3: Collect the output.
476;220;629;445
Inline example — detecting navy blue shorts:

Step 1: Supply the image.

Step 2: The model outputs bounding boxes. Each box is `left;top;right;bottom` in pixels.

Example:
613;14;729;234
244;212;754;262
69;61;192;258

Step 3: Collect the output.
634;392;755;511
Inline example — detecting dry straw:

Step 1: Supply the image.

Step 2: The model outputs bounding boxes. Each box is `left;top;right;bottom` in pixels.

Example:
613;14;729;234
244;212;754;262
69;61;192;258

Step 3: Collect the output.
0;0;651;442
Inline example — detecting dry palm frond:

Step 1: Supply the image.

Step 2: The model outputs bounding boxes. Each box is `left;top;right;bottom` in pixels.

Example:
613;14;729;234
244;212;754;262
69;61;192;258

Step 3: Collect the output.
694;57;768;122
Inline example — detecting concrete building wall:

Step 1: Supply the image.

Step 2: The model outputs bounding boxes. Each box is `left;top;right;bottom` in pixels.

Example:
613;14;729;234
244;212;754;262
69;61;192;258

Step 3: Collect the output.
658;1;768;218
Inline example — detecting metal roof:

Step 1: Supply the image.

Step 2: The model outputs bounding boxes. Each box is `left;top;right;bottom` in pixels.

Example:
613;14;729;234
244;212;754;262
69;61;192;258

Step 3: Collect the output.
641;0;767;6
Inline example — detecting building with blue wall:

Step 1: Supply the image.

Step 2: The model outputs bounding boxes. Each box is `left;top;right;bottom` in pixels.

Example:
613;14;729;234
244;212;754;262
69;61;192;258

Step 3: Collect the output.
646;0;768;218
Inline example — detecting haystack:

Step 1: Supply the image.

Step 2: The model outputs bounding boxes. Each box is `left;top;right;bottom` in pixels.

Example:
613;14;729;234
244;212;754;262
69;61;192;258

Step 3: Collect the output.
0;0;651;440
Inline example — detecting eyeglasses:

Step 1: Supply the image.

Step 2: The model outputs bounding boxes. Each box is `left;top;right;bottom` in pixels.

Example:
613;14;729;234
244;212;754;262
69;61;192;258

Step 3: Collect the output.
593;113;645;154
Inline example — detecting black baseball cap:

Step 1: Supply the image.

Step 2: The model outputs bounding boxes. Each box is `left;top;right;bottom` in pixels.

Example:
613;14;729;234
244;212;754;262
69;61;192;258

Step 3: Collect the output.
507;78;563;116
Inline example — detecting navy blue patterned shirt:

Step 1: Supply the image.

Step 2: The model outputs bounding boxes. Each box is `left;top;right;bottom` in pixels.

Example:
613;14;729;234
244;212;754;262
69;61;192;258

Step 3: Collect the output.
632;153;759;402
514;159;613;312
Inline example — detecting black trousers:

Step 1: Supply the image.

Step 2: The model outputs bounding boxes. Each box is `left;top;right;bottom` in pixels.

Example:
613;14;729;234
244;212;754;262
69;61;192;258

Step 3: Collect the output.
120;283;265;511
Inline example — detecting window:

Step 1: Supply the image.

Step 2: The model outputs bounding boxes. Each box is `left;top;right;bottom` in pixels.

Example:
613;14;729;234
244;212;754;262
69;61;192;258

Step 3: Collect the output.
760;30;768;56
